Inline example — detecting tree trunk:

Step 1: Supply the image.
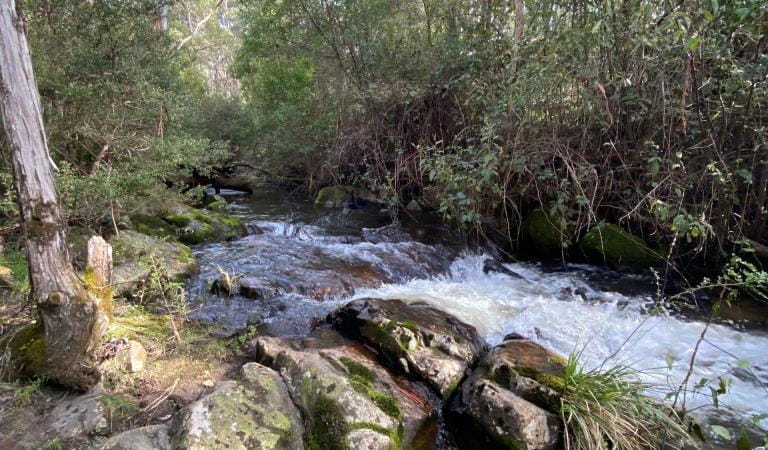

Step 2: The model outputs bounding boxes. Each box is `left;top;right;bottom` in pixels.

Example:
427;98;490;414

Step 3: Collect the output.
0;1;109;390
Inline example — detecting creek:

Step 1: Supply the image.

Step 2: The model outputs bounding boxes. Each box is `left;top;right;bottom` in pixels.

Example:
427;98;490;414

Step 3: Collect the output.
190;189;768;446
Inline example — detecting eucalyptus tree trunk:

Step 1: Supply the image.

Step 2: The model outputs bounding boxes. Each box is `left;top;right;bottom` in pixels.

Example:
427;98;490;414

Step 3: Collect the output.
0;1;109;390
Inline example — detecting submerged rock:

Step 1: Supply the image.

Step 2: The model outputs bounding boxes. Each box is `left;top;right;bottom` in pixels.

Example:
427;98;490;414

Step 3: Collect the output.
110;231;198;298
458;338;565;450
482;258;525;279
175;362;305;449
328;298;488;398
250;332;434;450
580;223;663;269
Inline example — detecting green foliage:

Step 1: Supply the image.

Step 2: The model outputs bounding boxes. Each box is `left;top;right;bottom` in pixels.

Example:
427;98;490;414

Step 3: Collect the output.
0;248;29;294
560;354;690;450
39;436;62;450
234;0;768;278
13;376;45;407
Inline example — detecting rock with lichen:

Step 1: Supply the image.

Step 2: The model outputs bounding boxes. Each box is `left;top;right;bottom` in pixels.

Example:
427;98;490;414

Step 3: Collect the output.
250;331;434;450
458;337;565;450
99;424;172;450
109;231;198;298
174;362;305;450
130;205;245;245
328;298;488;398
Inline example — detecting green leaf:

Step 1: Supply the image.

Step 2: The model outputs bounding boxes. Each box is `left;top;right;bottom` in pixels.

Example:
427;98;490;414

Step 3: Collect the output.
664;352;675;370
735;8;751;18
736;427;751;450
736;359;749;369
710;425;731;440
711;0;719;14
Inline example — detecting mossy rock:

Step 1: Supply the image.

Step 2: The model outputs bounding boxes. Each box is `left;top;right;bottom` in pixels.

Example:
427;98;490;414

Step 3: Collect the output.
520;210;569;258
315;186;353;208
162;207;245;245
580;223;663;269
131;206;245;246
176;363;305;449
110;231;198;297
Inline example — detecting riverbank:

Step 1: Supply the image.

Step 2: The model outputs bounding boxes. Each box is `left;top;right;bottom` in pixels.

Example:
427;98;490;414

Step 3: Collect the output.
0;188;766;448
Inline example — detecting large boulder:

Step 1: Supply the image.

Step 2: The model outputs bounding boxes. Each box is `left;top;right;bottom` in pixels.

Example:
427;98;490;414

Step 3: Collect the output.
580;223;663;269
520;210;568;259
160;206;246;245
458;338;565;450
110;230;198;298
328;298;488;398
174;362;305;449
250;332;434;450
131;206;245;245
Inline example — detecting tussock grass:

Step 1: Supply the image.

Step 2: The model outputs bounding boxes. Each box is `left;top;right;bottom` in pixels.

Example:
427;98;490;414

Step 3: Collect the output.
560;354;692;450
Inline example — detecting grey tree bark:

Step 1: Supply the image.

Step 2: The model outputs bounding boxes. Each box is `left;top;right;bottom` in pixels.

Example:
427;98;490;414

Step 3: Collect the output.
0;0;110;389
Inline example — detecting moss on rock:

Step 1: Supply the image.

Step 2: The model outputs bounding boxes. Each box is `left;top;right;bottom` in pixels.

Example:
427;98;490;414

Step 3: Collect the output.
315;186;353;208
520;210;569;258
580;223;663;269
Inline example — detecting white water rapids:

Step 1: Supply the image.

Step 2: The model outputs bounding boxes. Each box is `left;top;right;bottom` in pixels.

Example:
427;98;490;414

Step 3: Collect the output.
195;193;768;438
351;253;768;427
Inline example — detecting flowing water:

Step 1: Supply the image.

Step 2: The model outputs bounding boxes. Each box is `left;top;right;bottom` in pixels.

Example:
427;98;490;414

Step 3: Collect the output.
191;189;768;446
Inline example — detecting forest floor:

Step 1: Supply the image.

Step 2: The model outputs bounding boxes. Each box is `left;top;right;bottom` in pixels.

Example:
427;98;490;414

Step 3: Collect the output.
0;295;246;449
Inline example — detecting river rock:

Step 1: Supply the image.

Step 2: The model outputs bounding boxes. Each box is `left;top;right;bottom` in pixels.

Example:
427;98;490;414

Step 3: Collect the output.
315;185;353;208
482;258;525;279
520;210;569;259
110;231;198;298
458;338;565;449
131;205;246;245
580;223;663;269
175;362;305;449
99;424;172;450
250;332;434;449
405;199;422;212
328;298;488;398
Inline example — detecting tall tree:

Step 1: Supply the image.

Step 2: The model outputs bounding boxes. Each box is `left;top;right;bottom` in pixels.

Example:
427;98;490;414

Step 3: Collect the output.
0;0;109;390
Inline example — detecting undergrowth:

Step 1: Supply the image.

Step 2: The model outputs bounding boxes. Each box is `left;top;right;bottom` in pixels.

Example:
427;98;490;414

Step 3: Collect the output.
560;354;690;450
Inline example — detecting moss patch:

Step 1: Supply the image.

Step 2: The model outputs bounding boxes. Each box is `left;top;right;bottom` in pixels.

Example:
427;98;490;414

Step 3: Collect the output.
580;223;663;269
339;356;401;420
315;186;352;207
521;210;568;258
306;394;349;450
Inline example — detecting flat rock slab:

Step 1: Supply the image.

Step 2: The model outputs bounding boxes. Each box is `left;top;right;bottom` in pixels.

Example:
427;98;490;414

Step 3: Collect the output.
459;338;565;450
47;384;106;439
251;331;435;450
99;424;172;450
328;298;488;398
175;362;305;450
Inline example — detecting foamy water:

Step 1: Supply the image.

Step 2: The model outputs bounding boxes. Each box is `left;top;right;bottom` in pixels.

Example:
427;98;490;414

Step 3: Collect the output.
352;253;768;425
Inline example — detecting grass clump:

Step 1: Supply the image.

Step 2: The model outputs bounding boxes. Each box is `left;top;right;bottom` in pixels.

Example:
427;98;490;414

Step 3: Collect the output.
559;354;690;450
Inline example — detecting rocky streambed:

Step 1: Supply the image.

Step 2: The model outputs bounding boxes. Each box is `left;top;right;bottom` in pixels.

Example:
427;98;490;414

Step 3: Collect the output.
102;189;768;449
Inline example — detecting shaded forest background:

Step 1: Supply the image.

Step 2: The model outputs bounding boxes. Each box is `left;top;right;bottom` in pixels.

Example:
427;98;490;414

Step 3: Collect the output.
1;0;767;289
